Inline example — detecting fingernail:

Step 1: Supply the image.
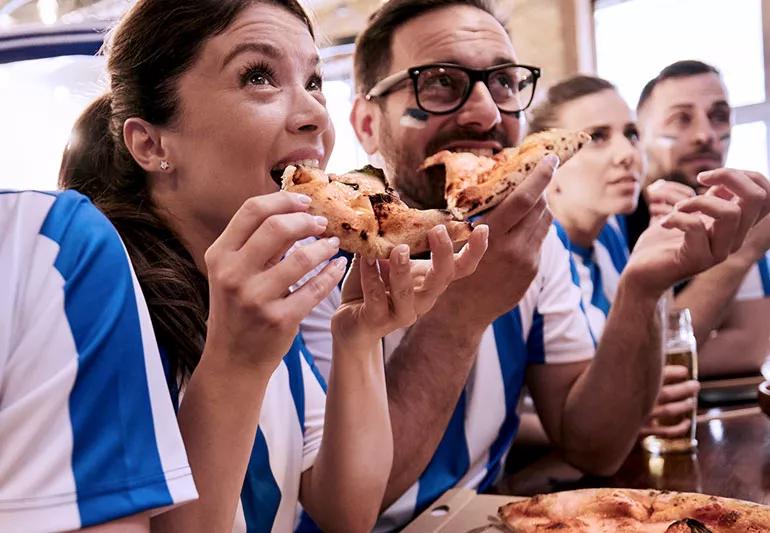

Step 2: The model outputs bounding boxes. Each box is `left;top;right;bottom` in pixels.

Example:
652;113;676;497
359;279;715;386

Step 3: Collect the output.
327;236;340;248
544;154;560;171
293;193;312;205
399;246;409;265
333;257;347;270
366;256;377;266
314;216;328;227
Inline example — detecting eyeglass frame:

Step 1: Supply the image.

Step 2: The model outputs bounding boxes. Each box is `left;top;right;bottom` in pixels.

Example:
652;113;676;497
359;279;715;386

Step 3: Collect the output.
365;62;542;116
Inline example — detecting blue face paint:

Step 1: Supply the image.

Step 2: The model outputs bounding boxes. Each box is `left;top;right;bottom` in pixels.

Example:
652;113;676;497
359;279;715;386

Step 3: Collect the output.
400;107;430;129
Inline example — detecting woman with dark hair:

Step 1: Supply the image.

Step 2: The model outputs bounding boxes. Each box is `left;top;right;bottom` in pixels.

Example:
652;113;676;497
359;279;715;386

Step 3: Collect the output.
527;75;701;440
59;0;487;531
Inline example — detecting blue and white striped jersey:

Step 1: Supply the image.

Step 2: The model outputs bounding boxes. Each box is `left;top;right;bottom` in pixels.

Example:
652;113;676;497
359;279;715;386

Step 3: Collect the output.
555;216;630;340
226;335;327;533
303;226;595;531
0;190;197;533
735;250;770;301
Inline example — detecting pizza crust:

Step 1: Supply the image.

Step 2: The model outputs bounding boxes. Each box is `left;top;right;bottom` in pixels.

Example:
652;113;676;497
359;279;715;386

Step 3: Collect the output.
281;165;473;258
420;128;591;219
498;489;770;532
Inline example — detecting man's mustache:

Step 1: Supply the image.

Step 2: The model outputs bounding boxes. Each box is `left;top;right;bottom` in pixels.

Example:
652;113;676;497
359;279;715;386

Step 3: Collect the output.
425;128;512;157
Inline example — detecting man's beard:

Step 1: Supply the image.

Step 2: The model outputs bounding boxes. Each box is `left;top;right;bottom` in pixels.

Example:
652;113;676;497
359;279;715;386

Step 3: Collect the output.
380;121;513;209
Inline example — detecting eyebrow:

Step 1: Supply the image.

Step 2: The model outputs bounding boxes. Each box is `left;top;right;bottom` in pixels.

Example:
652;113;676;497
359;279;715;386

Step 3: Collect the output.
221;41;320;72
433;56;517;67
667;100;730;112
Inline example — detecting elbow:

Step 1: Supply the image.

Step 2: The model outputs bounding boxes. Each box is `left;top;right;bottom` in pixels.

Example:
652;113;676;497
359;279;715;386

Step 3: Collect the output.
561;440;632;478
317;510;379;533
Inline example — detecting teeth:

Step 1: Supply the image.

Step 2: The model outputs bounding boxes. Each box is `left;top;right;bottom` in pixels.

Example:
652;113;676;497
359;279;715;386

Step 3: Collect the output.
452;148;494;157
273;159;320;171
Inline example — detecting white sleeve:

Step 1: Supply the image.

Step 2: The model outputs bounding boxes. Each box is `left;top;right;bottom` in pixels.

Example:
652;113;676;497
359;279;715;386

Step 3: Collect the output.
298;342;327;472
299;288;339;382
0;192;197;532
533;227;596;364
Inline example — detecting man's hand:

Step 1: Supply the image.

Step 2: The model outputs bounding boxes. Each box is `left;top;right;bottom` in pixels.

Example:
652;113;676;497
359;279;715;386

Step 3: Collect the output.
624;193;742;295
640;365;700;438
646;180;695;221
440;155;558;327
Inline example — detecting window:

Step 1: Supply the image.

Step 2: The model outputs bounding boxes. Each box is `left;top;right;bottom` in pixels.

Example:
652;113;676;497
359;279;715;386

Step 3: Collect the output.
594;0;770;177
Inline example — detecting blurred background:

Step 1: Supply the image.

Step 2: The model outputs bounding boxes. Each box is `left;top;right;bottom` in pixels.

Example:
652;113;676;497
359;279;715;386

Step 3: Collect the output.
0;0;768;189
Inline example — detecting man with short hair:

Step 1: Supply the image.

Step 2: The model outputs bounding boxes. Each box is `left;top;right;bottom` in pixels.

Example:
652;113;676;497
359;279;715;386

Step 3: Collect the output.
632;60;770;377
316;3;765;530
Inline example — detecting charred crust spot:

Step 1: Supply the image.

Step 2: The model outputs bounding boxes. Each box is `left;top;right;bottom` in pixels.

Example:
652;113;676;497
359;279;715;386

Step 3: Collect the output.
338;181;360;190
578;142;584;149
368;193;395;205
484;195;494;203
341;222;353;231
359;230;369;241
524;163;532;172
545;144;554;150
717;511;740;526
378;229;385;236
356;164;387;181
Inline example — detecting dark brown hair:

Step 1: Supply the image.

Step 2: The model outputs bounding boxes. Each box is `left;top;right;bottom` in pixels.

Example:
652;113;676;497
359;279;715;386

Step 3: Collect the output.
527;75;616;134
60;0;314;378
636;60;720;111
353;0;506;95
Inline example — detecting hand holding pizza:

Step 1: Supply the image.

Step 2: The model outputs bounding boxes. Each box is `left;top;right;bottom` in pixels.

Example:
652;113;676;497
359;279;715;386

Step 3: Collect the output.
203;192;346;370
331;224;488;349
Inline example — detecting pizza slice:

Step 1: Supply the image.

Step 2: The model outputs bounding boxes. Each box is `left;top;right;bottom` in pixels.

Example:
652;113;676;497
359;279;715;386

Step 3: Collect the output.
420;128;591;219
281;164;472;258
498;489;770;533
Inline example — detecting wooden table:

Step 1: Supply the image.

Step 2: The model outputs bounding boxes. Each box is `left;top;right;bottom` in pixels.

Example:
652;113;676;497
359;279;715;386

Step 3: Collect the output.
497;407;770;505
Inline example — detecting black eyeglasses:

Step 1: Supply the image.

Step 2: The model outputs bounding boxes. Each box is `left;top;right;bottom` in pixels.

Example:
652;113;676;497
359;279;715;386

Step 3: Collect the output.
365;62;541;115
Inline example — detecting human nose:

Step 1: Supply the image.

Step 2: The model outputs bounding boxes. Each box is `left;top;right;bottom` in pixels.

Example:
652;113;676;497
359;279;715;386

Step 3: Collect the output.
287;88;331;135
455;81;502;131
692;111;717;147
614;136;640;169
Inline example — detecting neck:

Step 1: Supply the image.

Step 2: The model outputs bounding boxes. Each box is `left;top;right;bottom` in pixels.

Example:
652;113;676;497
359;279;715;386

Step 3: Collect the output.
550;199;607;249
152;200;220;275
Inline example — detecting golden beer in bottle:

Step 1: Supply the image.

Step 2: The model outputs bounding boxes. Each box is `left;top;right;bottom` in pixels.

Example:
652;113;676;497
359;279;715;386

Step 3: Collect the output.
642;308;698;454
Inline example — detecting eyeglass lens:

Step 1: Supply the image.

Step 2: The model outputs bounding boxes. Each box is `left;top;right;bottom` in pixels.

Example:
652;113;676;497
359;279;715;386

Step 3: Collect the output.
415;65;535;113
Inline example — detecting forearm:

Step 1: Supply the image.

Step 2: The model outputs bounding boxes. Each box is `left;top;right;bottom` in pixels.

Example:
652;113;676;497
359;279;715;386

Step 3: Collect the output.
151;351;270;533
675;253;754;345
698;299;770;377
382;294;487;507
561;280;663;475
301;339;391;532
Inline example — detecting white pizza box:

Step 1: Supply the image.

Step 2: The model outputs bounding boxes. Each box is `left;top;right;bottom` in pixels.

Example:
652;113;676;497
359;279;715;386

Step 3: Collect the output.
402;488;525;532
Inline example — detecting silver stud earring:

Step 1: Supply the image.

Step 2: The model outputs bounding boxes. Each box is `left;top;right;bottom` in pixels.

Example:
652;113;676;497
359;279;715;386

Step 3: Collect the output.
160;160;171;171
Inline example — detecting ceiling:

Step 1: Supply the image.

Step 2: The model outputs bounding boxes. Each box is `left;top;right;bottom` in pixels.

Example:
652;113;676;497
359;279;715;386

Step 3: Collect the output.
0;0;383;43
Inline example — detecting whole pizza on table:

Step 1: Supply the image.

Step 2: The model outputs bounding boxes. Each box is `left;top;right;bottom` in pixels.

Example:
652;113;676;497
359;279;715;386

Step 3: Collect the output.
498;488;770;532
280;128;590;257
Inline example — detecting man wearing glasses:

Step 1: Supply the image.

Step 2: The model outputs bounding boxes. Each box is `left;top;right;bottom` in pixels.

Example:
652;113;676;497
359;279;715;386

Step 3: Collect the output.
323;0;764;530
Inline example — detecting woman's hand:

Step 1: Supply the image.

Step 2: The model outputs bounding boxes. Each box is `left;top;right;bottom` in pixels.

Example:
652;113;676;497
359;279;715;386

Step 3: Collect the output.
204;191;346;369
332;224;488;349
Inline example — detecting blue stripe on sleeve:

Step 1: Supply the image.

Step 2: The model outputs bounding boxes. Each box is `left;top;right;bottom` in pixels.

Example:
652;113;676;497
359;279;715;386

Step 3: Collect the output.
553;222;599;347
758;254;770;296
597;221;629;274
297;334;328;392
585;258;611;318
284;338;306;432
525;309;545;364
241;428;282;533
39;190;173;526
482;308;529;489
413;392;471;520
